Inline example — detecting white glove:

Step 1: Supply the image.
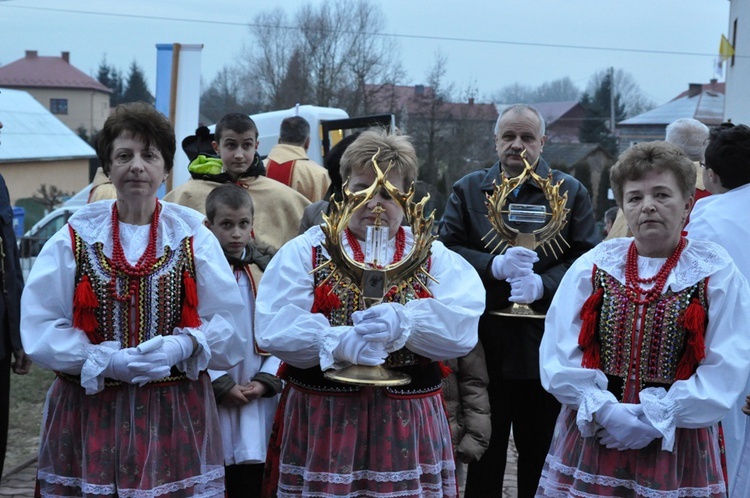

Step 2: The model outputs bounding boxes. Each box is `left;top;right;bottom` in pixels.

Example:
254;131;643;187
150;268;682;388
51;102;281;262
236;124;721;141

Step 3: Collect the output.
161;334;195;366
595;403;661;450
333;327;388;366
508;273;543;303
491;246;539;280
103;348;166;385
351;303;408;349
131;335;195;385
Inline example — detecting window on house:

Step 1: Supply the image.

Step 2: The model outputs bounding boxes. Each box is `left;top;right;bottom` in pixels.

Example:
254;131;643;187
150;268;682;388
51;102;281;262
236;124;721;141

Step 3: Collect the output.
50;98;68;115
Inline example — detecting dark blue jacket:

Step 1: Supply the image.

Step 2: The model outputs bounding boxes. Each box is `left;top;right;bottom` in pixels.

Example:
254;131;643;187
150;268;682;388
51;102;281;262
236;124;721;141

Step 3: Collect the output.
0;174;23;361
439;158;599;379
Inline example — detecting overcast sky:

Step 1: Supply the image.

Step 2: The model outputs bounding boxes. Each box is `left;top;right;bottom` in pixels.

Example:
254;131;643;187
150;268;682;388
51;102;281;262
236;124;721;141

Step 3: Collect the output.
0;0;731;109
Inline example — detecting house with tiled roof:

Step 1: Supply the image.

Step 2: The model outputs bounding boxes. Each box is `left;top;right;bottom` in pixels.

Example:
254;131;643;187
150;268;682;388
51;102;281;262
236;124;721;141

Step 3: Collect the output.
367;84;498;129
494;101;587;143
616;79;725;154
0;51;111;136
542;142;614;210
527;101;586;143
365;84;498;208
0;87;94;206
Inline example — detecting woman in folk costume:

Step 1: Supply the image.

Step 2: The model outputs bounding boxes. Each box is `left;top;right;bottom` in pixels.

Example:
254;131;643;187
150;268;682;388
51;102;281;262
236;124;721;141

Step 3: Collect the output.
255;128;486;497
21;102;246;497
536;141;750;498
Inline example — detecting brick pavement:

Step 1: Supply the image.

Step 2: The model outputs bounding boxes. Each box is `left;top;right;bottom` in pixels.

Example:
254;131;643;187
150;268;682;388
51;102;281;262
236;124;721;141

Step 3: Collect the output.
0;458;35;498
0;437;520;498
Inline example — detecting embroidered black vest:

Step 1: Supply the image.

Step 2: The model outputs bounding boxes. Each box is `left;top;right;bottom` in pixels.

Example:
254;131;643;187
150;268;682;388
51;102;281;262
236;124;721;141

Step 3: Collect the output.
283;246;442;397
593;267;708;401
61;229;199;387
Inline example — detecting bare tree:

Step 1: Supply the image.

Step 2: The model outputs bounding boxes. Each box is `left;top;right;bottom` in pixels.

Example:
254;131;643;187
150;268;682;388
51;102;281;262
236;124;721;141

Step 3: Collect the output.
243;8;296;109
239;0;404;115
32;185;73;213
491;77;580;104
491;82;536;104
342;1;405;116
444;83;496;188
275;48;312;109
585;68;655;118
409;52;454;191
200;66;260;122
294;2;360;107
534;77;581;102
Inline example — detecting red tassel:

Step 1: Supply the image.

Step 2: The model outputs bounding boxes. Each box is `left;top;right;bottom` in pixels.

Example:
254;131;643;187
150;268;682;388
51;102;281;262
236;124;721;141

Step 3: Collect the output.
73;275;104;344
311;282;341;314
578;287;603;369
416;285;432;299
276;362;289;380
179;271;202;327
582;343;601;370
580;286;603;318
675;298;707;380
438;361;452;378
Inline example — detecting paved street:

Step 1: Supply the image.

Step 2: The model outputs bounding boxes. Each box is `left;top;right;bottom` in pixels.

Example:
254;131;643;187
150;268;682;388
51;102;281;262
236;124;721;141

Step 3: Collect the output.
0;437;519;497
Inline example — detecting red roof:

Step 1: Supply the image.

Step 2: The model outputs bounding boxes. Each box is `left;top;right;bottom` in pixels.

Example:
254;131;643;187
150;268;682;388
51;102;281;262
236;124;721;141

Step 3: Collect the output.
0;50;111;93
671;80;725;101
532;101;581;125
367;84;497;121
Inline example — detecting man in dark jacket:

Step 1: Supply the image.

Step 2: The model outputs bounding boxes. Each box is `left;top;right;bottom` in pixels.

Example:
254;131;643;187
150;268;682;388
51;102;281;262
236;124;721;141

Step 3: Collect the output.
0;121;31;477
439;104;599;497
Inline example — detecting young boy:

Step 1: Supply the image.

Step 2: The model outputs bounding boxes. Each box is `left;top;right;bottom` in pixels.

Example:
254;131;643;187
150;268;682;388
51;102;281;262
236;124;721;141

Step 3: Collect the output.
204;184;282;497
165;113;309;253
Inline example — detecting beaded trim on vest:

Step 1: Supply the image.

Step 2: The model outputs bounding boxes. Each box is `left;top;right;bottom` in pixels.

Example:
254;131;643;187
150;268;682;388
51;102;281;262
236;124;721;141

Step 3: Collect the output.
283;246;440;397
66;229;198;387
594;267;708;401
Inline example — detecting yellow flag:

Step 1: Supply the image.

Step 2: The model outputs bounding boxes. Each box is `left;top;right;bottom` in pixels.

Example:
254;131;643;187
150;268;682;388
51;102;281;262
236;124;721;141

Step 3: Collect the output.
720;34;735;62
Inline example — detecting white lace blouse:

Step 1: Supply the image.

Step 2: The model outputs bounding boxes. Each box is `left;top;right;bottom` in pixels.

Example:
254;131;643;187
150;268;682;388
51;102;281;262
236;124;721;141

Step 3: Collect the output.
21;200;247;393
540;236;750;452
254;225;486;370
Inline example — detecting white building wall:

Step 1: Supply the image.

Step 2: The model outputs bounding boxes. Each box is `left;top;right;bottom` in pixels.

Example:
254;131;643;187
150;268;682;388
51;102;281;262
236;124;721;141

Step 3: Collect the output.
725;0;750;124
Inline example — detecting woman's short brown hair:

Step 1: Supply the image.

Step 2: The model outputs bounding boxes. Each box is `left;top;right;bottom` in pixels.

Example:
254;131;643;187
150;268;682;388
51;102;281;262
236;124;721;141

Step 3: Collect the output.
340;128;418;189
96;102;176;175
610;141;695;207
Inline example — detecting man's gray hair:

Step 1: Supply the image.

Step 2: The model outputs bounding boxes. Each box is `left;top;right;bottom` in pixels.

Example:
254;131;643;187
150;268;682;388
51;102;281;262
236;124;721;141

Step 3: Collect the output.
665;118;709;162
494;104;546;137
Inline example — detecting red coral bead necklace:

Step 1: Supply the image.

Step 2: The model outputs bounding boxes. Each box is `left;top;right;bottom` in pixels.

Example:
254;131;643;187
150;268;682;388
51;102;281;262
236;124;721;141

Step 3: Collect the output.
345;227;406;265
109;199;161;302
624;237;686;305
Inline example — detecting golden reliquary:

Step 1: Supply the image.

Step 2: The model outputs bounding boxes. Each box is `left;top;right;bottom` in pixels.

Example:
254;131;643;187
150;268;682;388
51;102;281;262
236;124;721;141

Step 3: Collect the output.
482;150;570;319
314;151;438;386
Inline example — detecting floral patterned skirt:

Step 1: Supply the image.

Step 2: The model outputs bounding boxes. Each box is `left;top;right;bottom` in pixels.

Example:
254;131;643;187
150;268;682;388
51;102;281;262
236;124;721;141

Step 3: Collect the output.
536;406;727;498
36;374;224;498
267;385;456;498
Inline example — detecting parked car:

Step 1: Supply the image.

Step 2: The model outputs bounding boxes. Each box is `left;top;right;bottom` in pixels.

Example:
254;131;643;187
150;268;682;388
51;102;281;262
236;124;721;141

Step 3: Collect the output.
17;185;90;280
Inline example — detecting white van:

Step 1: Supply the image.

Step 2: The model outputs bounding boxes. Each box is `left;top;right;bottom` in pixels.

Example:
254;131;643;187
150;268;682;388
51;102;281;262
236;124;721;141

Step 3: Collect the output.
18;106;394;278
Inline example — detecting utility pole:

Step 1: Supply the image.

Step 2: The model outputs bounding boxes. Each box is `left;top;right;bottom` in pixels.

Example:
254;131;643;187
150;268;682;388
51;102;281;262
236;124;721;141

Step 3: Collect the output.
609;66;616;133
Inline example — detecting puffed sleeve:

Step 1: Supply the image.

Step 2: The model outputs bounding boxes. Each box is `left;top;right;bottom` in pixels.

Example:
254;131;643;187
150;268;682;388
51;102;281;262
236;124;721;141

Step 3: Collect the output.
21;224;246;383
639;263;750;451
539;250;618;437
541;249;750;451
21;226;89;374
255;232;350;369
399;241;484;360
255;233;485;369
180;225;247;373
